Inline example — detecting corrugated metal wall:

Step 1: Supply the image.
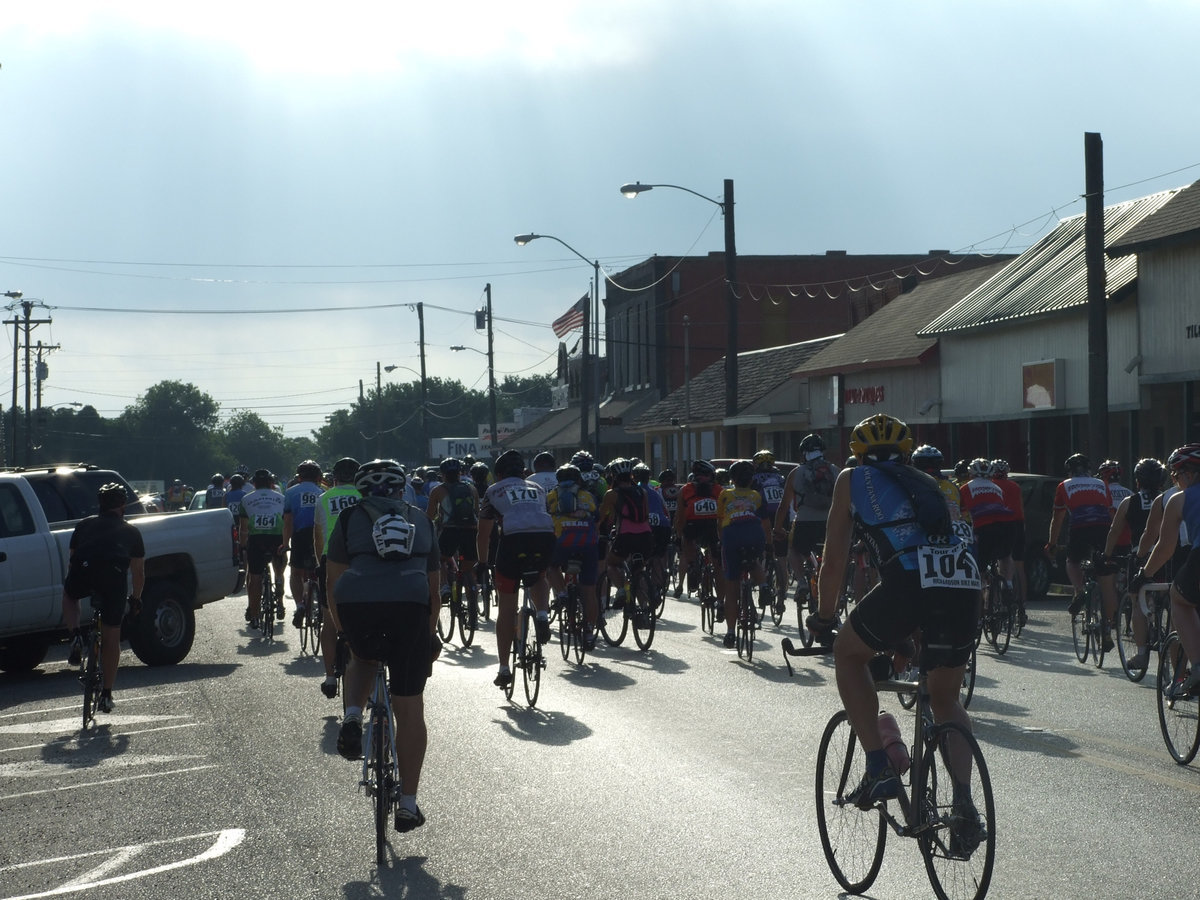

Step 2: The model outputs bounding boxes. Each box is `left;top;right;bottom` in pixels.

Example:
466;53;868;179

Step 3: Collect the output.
1139;244;1200;380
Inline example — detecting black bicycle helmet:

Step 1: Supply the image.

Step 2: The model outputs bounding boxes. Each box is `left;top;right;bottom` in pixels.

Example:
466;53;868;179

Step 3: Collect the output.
692;459;716;479
533;451;556;471
229;474;245;489
610;458;635;478
470;461;490;479
97;482;128;511
210;473;224;488
297;459;322;481
332;457;361;483
440;457;462;474
799;433;825;456
1133;457;1164;490
252;468;274;489
632;463;652;484
556;464;581;484
910;444;944;473
658;468;676;484
729;459;754;486
494;449;526;479
1097;459;1122;482
1065;453;1090;476
354;459;407;496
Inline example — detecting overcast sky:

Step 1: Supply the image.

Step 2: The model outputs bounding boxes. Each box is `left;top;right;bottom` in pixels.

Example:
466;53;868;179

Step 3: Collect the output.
2;1;1198;440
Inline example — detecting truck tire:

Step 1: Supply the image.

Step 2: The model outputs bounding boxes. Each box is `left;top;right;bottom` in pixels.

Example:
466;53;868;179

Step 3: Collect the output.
130;580;196;666
0;637;50;673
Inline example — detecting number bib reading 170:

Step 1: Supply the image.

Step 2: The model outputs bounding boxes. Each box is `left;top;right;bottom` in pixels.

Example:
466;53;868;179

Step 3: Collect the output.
917;543;981;590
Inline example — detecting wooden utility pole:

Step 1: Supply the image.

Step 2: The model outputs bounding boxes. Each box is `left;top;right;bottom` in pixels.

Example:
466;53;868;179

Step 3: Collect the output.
1084;132;1108;459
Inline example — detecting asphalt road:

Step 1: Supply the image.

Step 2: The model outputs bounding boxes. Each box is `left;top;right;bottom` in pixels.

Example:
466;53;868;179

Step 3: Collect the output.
3;585;1199;900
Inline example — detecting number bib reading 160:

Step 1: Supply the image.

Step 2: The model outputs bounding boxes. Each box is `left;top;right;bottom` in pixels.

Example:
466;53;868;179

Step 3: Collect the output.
917;543;981;590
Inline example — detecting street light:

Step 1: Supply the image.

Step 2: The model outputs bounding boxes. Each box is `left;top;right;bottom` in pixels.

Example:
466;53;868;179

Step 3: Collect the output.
514;233;600;457
620;178;739;457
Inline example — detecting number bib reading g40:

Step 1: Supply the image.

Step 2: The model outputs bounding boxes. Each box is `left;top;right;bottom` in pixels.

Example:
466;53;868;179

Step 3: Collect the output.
692;498;718;516
917;543;981;590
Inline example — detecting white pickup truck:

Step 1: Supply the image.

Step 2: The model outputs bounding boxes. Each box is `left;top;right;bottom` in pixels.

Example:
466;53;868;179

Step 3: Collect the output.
0;467;241;673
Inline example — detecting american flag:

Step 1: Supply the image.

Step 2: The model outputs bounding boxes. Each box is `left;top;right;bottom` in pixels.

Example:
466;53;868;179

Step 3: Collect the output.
551;296;587;338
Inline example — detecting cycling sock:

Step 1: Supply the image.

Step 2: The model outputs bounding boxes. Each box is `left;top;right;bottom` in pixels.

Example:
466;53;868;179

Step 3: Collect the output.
865;748;889;775
399;793;418;814
536;611;548;622
345;706;363;720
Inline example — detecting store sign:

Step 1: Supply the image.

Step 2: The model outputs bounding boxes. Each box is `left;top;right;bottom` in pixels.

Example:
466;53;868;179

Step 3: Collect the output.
843;385;886;406
1022;359;1062;409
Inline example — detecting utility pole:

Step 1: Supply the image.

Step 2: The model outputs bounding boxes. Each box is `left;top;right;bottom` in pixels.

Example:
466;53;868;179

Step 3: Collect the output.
1084;132;1108;459
375;361;383;457
722;178;739;458
417;302;428;464
485;284;499;456
33;341;60;411
3;294;51;468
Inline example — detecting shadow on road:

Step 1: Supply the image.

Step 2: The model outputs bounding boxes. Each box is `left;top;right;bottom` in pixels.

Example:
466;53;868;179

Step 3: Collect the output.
492;704;591;746
345;853;466;899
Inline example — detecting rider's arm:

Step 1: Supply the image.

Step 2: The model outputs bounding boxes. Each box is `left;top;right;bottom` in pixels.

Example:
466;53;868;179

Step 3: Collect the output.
425;485;442;522
816;471;854;621
129;556;146;601
1142;492;1183;578
281;508;294;551
1103;496;1130;558
1047;507;1067;548
775;477;795;534
1137;496;1164;558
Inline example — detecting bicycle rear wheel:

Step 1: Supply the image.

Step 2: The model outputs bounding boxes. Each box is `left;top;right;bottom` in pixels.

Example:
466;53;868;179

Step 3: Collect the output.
523;610;542;707
601;584;629;647
505;626;518;701
372;707;393;866
261;577;276;640
436;589;457;644
1070;598;1089;663
960;645;977;709
736;580;753;660
1089;597;1106;667
458;590;477;649
814;710;886;894
81;632;101;729
306;594;323;655
558;593;574;662
1115;594;1146;682
917;721;995;900
631;572;656;651
1156;633;1200;764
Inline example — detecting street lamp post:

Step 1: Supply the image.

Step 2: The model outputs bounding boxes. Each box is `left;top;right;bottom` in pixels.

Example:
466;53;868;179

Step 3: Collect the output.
514;233;601;458
620;179;738;457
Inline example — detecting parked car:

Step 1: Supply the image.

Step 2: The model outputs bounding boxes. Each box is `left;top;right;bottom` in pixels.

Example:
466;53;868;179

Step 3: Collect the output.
1003;473;1066;602
0;467;241;673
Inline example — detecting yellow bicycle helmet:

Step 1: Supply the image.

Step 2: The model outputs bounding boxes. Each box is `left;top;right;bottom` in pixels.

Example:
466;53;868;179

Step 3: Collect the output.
849;414;913;462
753;449;775;469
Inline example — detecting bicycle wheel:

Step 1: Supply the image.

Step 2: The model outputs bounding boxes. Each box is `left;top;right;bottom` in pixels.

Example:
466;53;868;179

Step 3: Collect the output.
372;707;393;866
960;646;977;709
505;627;518;702
601;584;629;647
917;722;995;900
436;587;456;644
736;581;754;660
769;580;785;627
631;571;657;651
571;589;588;665
81;632;101;729
522;610;542;707
261;577;276;640
993;601;1012;657
1115;594;1146;682
1070;594;1089;663
814;711;886;894
478;568;493;622
1156;633;1200;764
458;587;477;649
1090;595;1106;668
557;593;573;662
306;594;323;656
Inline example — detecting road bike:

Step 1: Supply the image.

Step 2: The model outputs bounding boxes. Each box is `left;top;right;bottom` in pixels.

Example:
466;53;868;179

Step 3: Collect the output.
79;612;104;729
475;561;494;622
599;553;657;651
298;570;322;655
256;559;280;640
793;549;822;648
507;583;545;707
1071;556;1108;668
556;557;589;665
980;563;1014;656
757;548;783;627
695;545;720;636
808;643;996;900
436;552;478;649
1116;580;1171;682
359;661;400;865
1156;628;1200;764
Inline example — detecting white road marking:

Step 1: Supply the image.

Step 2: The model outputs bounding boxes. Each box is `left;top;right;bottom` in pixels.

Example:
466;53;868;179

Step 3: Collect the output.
0;764;219;801
0;753;207;778
0;828;245;899
0;714;188;735
0;692;191;720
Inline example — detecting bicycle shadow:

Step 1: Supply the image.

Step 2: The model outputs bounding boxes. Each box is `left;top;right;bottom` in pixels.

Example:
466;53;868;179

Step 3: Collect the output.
970;714;1081;759
40;724;131;766
493;704;592;746
598;647;691;677
435;643;494;673
282;653;326;675
344;853;466;899
234;634;293;658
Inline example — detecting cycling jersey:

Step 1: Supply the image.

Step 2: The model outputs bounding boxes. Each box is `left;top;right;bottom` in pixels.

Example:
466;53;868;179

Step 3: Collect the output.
284;480;323;531
1125;488;1157;547
959;478;1012;528
1107;482;1133;543
528;471;559;495
645;485;669;530
660;483;680;517
316;485;361;556
204;486;226;509
751;469;786;518
1053;476;1113;529
717;487;765;529
993;477;1023;523
240;487;286;536
480;476;554;534
225;488;247;518
602;485;651;536
546;485;598;546
678;481;720;522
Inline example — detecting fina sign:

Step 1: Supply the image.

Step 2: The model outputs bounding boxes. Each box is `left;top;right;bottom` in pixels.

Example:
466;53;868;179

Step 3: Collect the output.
431;438;482;458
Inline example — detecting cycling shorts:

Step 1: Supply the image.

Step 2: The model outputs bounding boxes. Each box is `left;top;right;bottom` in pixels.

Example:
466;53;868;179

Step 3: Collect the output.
610;531;654;562
790;521;825;557
551;543;599;587
682;519;720;553
973;521;1016;569
290;527;318;571
1066;524;1108;565
438;526;479;563
494;531;556;593
337;601;433;697
849;569;979;670
650;526;672;558
247;534;284;573
720;521;765;581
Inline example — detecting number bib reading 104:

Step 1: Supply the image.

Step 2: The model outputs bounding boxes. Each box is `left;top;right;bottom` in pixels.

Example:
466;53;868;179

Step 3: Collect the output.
917;543;981;590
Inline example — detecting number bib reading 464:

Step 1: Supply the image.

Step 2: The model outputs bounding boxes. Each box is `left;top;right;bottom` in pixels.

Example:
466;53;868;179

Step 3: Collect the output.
917;543;981;590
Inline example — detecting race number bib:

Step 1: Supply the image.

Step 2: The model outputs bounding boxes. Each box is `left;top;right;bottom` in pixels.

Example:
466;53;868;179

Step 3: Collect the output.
254;514;278;529
762;485;784;505
951;520;975;545
692;498;718;516
648;512;662;527
917;543;981;590
504;487;542;505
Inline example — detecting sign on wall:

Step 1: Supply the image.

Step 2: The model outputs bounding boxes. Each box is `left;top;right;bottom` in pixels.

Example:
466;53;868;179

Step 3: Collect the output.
1022;359;1063;409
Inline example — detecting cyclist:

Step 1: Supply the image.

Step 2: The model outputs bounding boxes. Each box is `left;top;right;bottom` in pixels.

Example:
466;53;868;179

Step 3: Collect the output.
284;460;325;628
659;468;681;522
1131;444;1200;696
426;457;481;609
634;462;672;593
1048;453;1113;628
1110;457;1165;671
528;450;559;494
717;460;769;648
314;456;361;699
808;414;980;829
597;458;654;610
239;468;287;628
62;483;145;713
328;459;440;832
959;457;1017;616
478;449;556;688
675;459;722;601
775;434;839;602
225;472;248;516
751;449;788;611
546;464;600;641
910;445;963;518
204;474;226;510
990;458;1027;627
1136;450;1190;579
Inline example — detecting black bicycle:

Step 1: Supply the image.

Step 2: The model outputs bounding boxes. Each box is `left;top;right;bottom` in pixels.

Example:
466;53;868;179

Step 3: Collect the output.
1071;556;1107;667
359;661;400;865
507;584;545;707
79;613;104;729
980;563;1013;656
599;553;657;651
299;570;322;655
1116;580;1171;682
556;557;589;665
